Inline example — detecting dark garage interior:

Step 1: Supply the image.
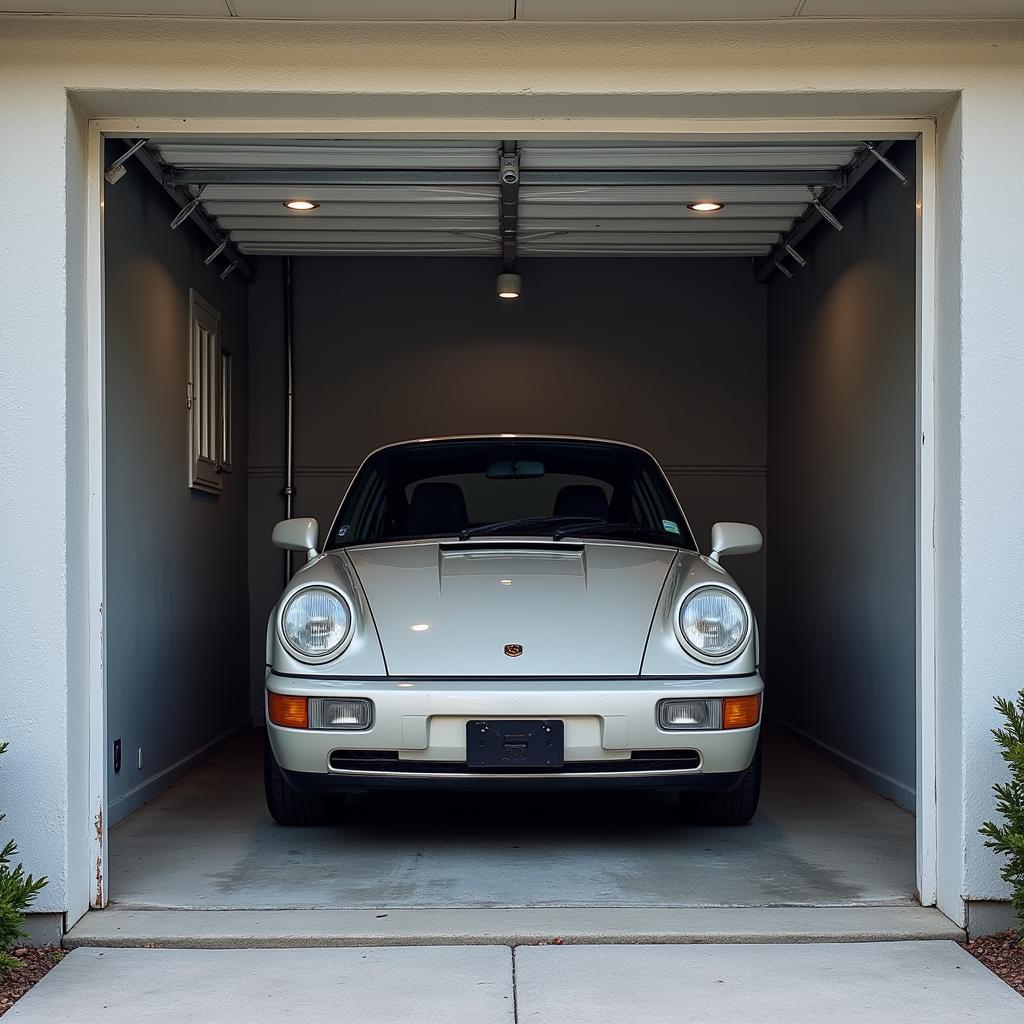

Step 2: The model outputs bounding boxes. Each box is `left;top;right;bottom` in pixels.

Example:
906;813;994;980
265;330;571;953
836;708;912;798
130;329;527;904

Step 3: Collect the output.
101;135;918;910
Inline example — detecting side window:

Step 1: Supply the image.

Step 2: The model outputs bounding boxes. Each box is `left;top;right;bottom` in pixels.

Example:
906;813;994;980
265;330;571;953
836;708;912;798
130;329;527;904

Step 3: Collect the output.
631;473;658;528
336;468;383;544
187;290;226;494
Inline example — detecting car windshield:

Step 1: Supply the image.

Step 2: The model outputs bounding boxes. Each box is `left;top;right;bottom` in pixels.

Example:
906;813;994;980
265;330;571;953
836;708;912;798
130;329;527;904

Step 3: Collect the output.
324;438;695;550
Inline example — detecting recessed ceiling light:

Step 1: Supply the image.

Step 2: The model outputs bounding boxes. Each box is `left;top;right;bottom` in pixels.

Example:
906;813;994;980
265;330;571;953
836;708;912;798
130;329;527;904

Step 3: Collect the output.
283;200;319;211
687;201;724;213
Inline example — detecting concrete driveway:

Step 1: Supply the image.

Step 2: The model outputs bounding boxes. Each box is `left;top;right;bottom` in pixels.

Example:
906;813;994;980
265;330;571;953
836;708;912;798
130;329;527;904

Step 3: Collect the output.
6;941;1023;1023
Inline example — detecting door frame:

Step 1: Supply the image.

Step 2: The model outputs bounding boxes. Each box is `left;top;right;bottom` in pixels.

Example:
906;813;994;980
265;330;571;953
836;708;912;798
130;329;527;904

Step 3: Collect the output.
83;113;939;912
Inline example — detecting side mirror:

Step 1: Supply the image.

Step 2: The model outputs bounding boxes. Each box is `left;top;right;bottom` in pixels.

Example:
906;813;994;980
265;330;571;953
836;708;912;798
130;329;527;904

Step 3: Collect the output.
709;522;762;563
272;517;320;562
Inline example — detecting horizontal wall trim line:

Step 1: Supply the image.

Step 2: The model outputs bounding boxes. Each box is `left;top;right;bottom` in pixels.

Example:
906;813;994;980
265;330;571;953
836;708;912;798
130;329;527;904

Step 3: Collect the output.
248;464;766;479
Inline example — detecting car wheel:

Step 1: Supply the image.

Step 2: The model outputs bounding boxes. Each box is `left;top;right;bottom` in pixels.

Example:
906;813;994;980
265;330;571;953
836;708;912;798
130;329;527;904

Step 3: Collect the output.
263;735;344;826
681;742;761;827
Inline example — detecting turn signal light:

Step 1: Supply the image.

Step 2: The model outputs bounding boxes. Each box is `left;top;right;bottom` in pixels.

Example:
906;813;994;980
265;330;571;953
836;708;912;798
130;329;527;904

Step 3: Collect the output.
722;694;761;730
268;692;309;729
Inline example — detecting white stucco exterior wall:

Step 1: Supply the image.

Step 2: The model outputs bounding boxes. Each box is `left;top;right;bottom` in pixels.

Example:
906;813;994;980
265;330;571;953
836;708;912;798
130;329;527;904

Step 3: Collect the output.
0;77;75;923
956;85;1024;901
0;14;1022;929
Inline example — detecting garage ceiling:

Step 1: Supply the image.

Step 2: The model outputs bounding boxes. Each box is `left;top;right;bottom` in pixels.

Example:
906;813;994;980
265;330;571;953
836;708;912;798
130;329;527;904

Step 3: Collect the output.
132;136;889;265
4;1;1024;16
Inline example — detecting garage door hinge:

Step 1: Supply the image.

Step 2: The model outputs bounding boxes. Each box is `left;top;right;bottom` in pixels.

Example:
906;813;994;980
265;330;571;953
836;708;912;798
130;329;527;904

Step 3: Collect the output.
186;381;194;410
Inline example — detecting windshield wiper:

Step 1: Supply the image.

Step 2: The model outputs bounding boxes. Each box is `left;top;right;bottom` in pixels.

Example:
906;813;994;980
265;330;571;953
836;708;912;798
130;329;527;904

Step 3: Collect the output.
551;522;666;542
458;515;604;542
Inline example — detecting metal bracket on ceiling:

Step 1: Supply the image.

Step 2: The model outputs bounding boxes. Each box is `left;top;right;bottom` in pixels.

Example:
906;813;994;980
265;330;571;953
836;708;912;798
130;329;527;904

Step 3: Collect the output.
863;141;910;188
808;187;844;233
203;240;228;266
104;138;148;185
784;243;807;267
498;141;521;273
170;186;206;230
117;140;253;282
754;140;904;283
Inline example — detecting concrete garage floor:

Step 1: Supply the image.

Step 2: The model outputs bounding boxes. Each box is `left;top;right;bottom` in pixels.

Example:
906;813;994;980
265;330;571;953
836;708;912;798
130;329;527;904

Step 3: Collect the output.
108;728;916;911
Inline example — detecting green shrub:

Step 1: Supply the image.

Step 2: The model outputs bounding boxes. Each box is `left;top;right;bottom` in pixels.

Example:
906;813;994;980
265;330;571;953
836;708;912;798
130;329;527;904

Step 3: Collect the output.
0;742;48;975
980;695;1024;936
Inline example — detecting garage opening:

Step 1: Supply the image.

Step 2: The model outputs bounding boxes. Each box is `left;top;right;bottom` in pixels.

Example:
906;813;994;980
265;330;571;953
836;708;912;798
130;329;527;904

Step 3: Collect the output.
101;133;919;913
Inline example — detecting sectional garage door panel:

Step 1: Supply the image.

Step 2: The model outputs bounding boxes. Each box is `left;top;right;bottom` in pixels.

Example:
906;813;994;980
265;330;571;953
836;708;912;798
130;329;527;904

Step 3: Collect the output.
137;136;882;259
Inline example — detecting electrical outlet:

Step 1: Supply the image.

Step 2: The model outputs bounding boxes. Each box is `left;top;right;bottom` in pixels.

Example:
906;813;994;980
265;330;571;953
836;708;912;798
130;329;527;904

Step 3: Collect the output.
113;738;122;773
137;747;143;771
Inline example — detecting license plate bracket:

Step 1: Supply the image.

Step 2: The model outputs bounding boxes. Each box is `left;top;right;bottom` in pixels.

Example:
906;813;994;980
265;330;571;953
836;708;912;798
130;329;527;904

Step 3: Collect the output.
466;720;565;769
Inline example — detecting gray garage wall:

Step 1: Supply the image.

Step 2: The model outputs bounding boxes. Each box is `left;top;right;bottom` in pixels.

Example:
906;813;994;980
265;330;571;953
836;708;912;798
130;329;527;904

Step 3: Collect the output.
247;256;767;716
766;142;917;809
105;149;251;822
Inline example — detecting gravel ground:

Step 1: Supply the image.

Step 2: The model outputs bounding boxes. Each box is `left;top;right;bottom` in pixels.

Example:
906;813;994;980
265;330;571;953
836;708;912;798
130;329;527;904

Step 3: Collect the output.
0;947;67;1017
962;930;1024;996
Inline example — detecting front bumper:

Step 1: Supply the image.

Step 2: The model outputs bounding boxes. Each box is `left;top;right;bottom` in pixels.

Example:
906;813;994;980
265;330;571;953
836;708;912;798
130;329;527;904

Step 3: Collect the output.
266;671;762;790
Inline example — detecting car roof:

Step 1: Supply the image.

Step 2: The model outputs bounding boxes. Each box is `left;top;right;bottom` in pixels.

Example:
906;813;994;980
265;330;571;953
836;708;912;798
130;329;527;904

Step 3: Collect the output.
364;434;657;461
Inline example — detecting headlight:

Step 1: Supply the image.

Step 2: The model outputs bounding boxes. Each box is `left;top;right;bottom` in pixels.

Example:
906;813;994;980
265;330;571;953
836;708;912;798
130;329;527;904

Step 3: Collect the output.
281;587;352;659
678;586;748;660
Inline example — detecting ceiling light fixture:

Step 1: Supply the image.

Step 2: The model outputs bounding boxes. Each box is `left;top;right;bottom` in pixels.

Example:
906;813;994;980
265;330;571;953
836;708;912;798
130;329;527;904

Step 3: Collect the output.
283;200;320;211
687;201;724;213
497;272;522;299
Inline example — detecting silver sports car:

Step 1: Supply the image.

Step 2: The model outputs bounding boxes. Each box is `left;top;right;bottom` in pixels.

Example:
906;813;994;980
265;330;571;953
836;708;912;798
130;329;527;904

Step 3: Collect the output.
265;435;763;826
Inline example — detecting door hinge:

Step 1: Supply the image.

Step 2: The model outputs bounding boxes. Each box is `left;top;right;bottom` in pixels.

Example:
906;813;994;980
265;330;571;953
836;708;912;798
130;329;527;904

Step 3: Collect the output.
186;381;194;410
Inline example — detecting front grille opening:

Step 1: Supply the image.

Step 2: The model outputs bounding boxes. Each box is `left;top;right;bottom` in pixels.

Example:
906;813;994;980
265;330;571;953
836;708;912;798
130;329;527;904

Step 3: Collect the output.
329;749;701;774
626;750;702;771
329;750;400;768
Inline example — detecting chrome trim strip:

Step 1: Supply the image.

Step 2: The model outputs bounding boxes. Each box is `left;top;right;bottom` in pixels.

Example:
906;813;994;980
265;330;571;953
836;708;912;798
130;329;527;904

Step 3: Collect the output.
325;764;703;780
272;671;758;682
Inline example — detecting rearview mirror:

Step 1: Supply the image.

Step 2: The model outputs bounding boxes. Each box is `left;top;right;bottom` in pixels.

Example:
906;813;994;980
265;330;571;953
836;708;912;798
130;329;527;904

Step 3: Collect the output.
709;522;762;563
485;459;545;479
272;517;320;562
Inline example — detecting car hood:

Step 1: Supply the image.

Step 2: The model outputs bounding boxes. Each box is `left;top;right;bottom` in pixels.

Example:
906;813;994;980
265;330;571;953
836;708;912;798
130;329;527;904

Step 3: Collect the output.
345;540;677;677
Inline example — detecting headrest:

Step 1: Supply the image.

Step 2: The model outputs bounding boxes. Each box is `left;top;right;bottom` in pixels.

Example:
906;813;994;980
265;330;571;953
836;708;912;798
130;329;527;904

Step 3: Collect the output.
553;484;610;521
407;482;469;536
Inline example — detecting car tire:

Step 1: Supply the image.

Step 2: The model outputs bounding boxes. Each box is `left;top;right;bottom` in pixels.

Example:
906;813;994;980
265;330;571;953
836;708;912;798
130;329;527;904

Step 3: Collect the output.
681;742;761;827
263;735;344;826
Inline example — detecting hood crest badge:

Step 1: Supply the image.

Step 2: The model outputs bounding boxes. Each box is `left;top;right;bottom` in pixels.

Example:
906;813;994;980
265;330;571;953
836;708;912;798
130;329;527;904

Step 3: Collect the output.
504;643;524;658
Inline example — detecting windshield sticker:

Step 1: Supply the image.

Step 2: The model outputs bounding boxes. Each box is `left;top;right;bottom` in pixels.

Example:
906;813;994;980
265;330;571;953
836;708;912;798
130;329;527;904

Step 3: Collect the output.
336;525;350;538
662;519;680;535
